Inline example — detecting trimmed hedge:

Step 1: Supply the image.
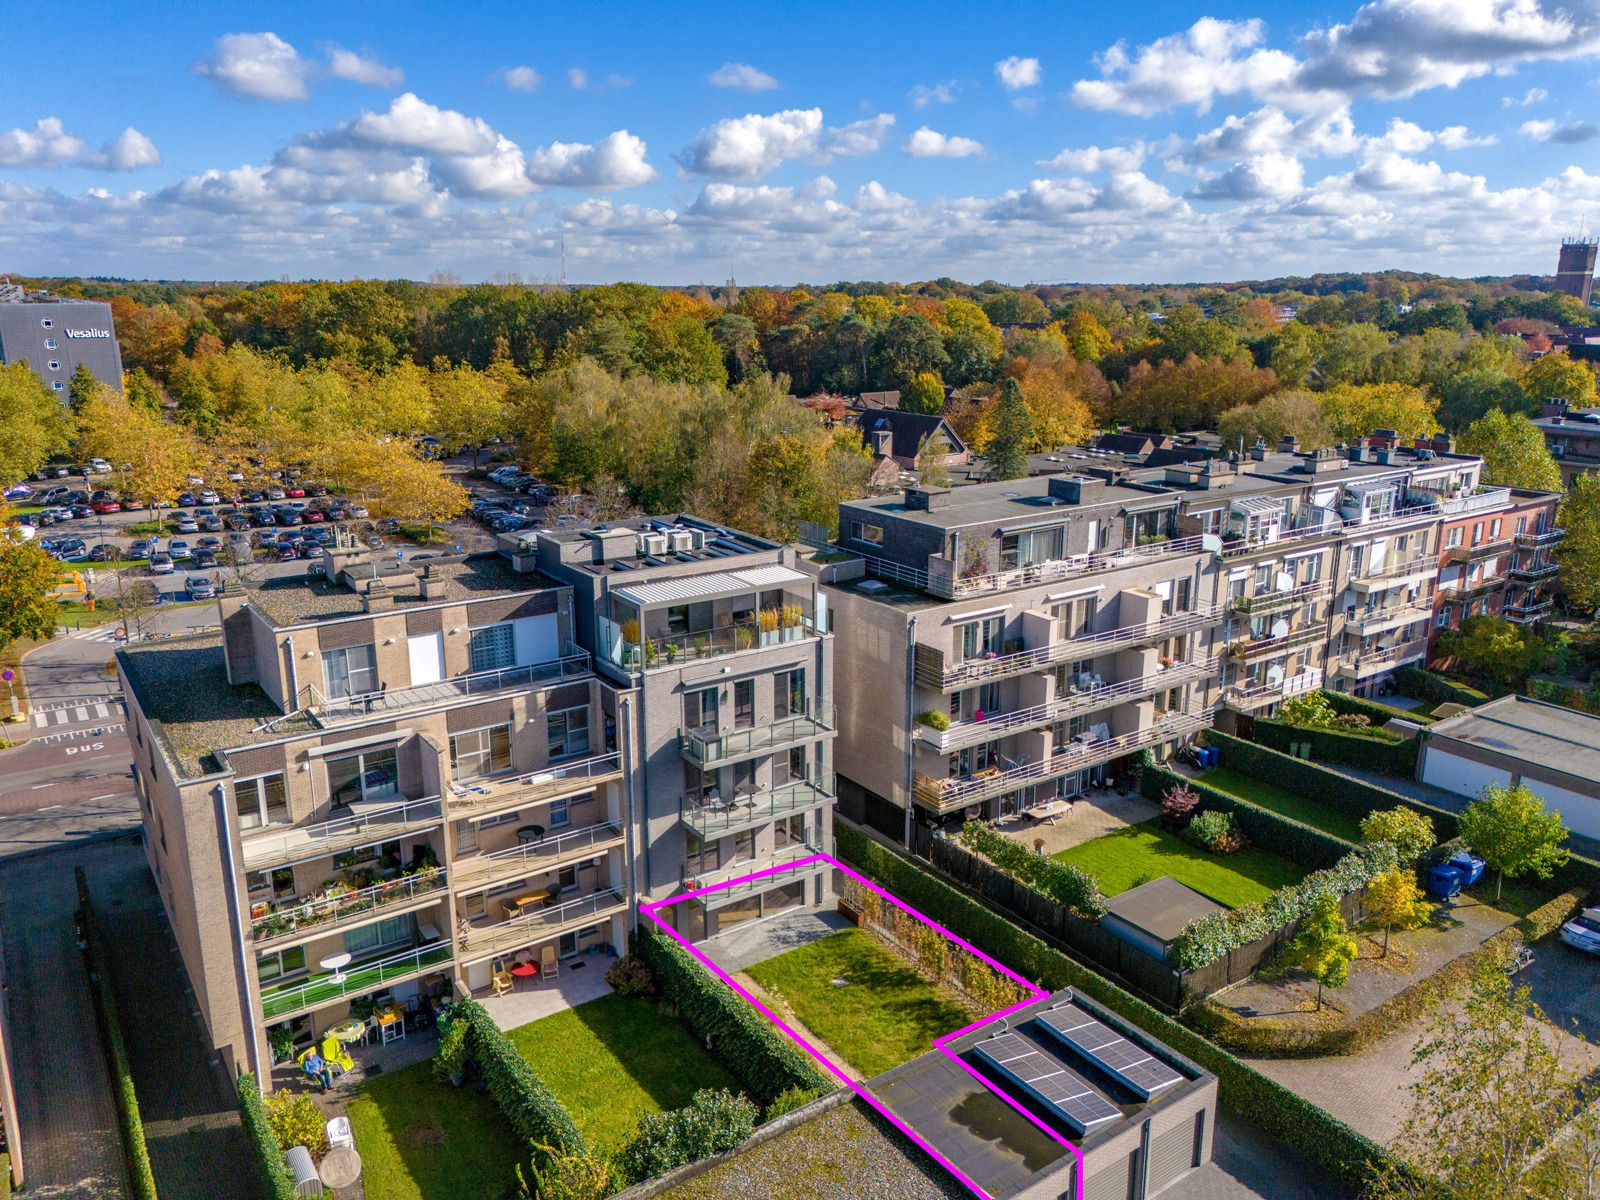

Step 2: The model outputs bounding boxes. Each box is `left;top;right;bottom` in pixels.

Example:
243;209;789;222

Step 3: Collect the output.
1143;760;1355;867
636;923;831;1105
835;823;1395;1189
1253;718;1420;778
1394;665;1491;707
1519;889;1585;942
957;821;1108;916
76;868;158;1200
236;1073;297;1200
453;997;585;1161
1321;689;1435;726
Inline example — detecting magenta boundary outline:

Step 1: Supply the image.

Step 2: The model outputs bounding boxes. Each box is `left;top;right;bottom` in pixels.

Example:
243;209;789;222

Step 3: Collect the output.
640;851;1087;1200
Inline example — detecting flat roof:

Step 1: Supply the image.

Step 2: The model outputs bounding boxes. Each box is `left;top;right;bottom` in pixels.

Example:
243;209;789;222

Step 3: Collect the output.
1427;695;1600;786
244;552;549;625
1103;877;1227;944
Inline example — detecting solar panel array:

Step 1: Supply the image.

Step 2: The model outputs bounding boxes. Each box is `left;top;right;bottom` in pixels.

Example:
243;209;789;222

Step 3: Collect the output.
972;1032;1120;1134
1034;1003;1184;1100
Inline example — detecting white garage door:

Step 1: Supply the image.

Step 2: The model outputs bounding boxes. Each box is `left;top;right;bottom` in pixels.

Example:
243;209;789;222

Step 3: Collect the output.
1421;748;1511;802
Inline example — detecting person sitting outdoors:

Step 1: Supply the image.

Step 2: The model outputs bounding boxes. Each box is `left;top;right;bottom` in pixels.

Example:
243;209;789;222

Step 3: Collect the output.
302;1048;333;1091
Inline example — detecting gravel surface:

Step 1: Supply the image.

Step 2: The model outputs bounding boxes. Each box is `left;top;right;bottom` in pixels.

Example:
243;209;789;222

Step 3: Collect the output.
660;1099;967;1200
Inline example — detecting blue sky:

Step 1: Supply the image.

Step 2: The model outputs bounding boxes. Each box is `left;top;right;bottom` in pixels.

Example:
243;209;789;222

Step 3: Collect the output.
4;0;1600;284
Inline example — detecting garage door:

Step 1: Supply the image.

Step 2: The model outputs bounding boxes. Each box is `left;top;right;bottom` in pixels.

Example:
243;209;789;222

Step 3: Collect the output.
1421;748;1511;801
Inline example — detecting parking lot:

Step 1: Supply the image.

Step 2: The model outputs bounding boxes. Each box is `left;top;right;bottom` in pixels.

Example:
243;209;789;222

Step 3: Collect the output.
1517;936;1600;1042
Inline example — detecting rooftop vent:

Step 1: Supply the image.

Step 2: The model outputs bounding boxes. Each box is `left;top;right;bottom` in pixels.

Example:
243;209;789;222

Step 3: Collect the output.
857;579;891;595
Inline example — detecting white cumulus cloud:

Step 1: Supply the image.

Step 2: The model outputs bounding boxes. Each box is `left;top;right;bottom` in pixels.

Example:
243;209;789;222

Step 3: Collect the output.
499;66;542;92
327;48;404;88
350;93;499;157
525;131;657;188
1039;143;1146;173
0;118;160;171
708;63;780;91
995;56;1042;90
194;32;309;101
1522;118;1600;144
904;127;984;158
1190;153;1305;200
678;109;894;180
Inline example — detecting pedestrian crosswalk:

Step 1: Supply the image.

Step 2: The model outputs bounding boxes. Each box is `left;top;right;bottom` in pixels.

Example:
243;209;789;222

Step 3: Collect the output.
64;626;122;644
31;701;119;728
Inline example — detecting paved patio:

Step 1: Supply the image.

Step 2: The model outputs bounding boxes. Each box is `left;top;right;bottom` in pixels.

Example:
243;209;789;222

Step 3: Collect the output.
699;904;851;973
995;788;1160;856
480;962;612;1029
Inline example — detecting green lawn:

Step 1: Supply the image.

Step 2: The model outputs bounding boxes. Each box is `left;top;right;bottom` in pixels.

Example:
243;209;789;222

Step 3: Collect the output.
745;929;977;1079
1199;766;1364;842
345;1058;526;1200
1053;819;1306;908
506;992;743;1150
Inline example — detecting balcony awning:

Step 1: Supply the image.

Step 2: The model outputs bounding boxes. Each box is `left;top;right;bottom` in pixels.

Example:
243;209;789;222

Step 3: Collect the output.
610;564;809;608
1230;496;1283;516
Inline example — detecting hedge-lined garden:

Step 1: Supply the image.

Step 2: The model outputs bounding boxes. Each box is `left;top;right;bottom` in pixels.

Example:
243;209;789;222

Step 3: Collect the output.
1394;665;1492;707
236;1073;297;1200
958;822;1107;915
1252;718;1420;777
1321;690;1436;727
450;997;586;1161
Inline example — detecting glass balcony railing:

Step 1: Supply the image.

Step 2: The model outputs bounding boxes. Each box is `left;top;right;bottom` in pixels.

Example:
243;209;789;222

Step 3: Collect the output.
446;753;623;817
679;704;836;768
259;941;452;1021
1223;668;1323;711
251;868;447;946
451;822;625;888
1227;626;1325;661
679;776;835;840
1447;539;1513;565
619;617;821;672
1347;603;1433;634
240;795;443;871
1231;581;1332;614
1505;598;1554;623
456;889;627;963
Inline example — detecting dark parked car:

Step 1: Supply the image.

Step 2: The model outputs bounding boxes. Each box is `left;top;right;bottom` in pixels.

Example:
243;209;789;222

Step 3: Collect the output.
53;538;89;561
193;549;219;569
177;492;198;508
86;544;120;562
70;505;96;520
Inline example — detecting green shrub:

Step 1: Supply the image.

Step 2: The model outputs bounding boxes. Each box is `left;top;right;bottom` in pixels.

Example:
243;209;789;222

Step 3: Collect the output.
763;1086;824;1122
1142;759;1354;867
1280;691;1337;729
636;924;831;1105
957;820;1108;916
237;1073;298;1200
264;1091;328;1159
603;954;656;998
1519;889;1585;942
834;824;1395;1189
1252;718;1419;777
453;997;585;1162
1529;676;1600;715
1321;689;1435;726
0;1151;10;1200
915;709;951;731
616;1088;757;1184
1183;810;1245;854
433;1009;469;1084
1359;807;1436;865
522;1147;617;1200
1394;665;1491;706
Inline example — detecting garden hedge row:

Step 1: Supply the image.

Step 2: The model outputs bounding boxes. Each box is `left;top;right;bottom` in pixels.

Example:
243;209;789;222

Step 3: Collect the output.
835;823;1396;1189
76;868;158;1200
453;997;586;1160
1320;689;1436;726
636;923;831;1105
235;1073;297;1200
1394;666;1491;706
957;821;1108;916
1142;760;1355;867
1252;718;1420;778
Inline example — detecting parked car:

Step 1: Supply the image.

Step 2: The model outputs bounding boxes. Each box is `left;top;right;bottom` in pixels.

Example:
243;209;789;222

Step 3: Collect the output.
38;486;70;505
86;544;120;562
196;536;222;551
3;483;33;501
186;575;216;600
88;458;112;474
1562;908;1600;953
266;487;286;501
128;539;153;559
198;489;220;505
92;499;122;515
70;504;96;520
53;538;89;561
168;539;193;560
177;492;198;508
148;552;174;575
119;495;145;511
198;515;223;532
302;507;326;523
347;504;370;519
225;512;253;532
171;516;200;534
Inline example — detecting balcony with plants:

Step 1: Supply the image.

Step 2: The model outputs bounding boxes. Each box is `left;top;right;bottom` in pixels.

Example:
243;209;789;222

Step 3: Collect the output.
1227;625;1326;661
239;794;445;871
679;774;835;841
1230;580;1332;615
257;939;452;1022
450;819;626;891
454;886;628;967
603;582;821;674
250;849;446;948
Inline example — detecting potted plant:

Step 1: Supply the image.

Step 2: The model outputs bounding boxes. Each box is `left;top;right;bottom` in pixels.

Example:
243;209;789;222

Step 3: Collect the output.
758;608;780;646
781;604;805;640
692;633;710;658
433;1013;468;1087
269;1024;297;1064
734;625;754;651
644;638;659;667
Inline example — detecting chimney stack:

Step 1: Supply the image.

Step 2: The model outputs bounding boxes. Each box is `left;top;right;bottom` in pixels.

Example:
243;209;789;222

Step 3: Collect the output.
1250;437;1267;462
1278;434;1301;454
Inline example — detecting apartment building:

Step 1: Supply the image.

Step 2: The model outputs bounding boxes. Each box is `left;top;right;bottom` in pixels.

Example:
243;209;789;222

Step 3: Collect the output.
1430;488;1563;638
528;516;837;941
1535;401;1600;489
805;431;1540;842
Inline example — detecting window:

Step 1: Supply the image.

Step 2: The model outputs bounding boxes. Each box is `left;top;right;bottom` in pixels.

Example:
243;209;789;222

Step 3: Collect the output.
1490;518;1502;539
775;746;806;785
50;380;62;391
847;520;884;545
774;669;805;719
1516;516;1528;536
478;811;520;829
1470;523;1484;546
343;913;415;957
326;747;399;806
322;643;377;699
733;760;757;795
547;706;589;759
1053;597;1097;639
257;945;306;984
734;679;755;728
1446;527;1463;549
43;337;56;350
549;796;571;828
775;814;806;849
734;829;756;863
684;686;718;735
1000;526;1063;570
248;867;296;900
1435;608;1452;630
450;725;512;780
686;832;719;875
47;360;59;371
468;623;516;673
235;773;288;830
685;765;715;804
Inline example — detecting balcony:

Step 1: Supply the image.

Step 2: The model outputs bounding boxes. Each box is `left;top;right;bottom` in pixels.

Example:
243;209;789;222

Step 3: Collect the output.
251;868;447;948
680;776;835;841
1505;598;1555;624
456;888;628;966
1508;561;1559;583
451;822;625;892
259;940;452;1022
1227;626;1325;661
1231;581;1332;615
618;617;822;673
911;712;1206;814
915;606;1224;690
445;753;623;819
1223;668;1324;712
1441;575;1503;603
1341;501;1447;534
1515;527;1565;549
1447;539;1513;566
305;645;592;728
679;704;836;769
1335;641;1427;681
240;795;443;871
1435;486;1512;516
1348;555;1435;593
1347;603;1433;636
690;848;831;908
915;661;1207;753
927;535;1208;600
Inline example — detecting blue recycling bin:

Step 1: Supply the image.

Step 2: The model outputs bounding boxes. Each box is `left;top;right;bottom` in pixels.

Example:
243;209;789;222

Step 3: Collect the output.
1448;853;1485;887
1427;864;1464;898
1204;746;1221;768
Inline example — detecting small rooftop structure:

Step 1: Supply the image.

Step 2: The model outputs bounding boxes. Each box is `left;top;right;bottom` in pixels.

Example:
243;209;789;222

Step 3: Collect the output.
1102;877;1227;960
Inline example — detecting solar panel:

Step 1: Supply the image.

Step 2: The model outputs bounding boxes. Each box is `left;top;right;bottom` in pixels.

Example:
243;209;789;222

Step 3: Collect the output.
972;1033;1120;1135
1033;1004;1184;1100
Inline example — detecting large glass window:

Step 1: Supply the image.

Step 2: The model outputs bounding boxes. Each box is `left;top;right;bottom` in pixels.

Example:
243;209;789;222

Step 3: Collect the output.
733;829;755;863
343;913;415;957
684;686;718;735
548;706;589;759
686;832;719;875
450;725;511;780
1000;526;1063;570
322;643;377;699
548;796;571;828
468;623;516;673
734;679;755;728
327;747;399;807
1053;597;1097;639
235;773;288;830
257;945;306;984
957;616;1002;661
774;669;805;719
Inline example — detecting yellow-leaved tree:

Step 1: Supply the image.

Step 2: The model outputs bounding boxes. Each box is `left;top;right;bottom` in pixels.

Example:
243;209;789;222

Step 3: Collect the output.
1318;382;1438;444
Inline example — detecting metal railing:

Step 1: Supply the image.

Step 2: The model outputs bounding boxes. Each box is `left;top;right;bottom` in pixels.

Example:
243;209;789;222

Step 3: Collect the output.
1505;598;1555;623
931;535;1208;599
453;822;624;886
1227;626;1326;661
694;848;830;907
1340;501;1451;532
1440;575;1504;602
1347;603;1433;634
1231;581;1332;615
1223;668;1323;711
240;795;443;870
259;941;452;1021
457;889;627;961
1447;539;1513;566
1508;561;1559;582
680;777;835;840
309;645;592;727
446;752;622;816
1434;486;1512;515
918;605;1223;690
915;661;1207;752
912;712;1206;811
1337;640;1428;679
1515;527;1565;548
251;868;447;945
620;617;821;671
1349;554;1435;586
679;704;836;768
1218;519;1341;559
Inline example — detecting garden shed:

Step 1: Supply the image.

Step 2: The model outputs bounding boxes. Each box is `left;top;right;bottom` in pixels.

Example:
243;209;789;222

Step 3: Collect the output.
1101;877;1225;962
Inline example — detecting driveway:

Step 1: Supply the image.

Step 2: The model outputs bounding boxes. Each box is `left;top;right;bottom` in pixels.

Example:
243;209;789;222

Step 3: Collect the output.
1517;938;1600;1042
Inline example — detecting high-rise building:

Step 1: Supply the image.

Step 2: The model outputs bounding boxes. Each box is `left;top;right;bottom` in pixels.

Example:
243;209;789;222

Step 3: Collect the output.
0;283;123;396
1556;237;1598;305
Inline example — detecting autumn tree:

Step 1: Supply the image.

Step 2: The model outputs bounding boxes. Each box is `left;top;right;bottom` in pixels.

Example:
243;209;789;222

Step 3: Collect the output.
0;534;59;654
1014;359;1095;450
425;362;509;465
1216;390;1332;454
1364;869;1431;958
900;372;946;415
1457;409;1562;492
987;379;1033;481
1523;349;1599;409
1360;807;1436;865
1459;782;1569;901
1560;474;1600;613
75;391;198;513
944;385;998;455
1116;354;1278;432
939;299;1003;385
0;362;72;486
1063;310;1114;363
1284;893;1358;1010
1318;382;1438;444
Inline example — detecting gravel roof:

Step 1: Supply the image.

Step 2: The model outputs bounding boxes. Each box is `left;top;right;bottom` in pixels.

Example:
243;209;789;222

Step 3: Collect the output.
118;634;304;779
659;1100;966;1200
246;552;545;625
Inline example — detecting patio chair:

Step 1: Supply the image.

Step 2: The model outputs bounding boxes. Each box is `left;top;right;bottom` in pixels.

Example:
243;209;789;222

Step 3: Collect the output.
326;1115;354;1151
320;1035;354;1075
540;945;559;980
491;959;515;997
